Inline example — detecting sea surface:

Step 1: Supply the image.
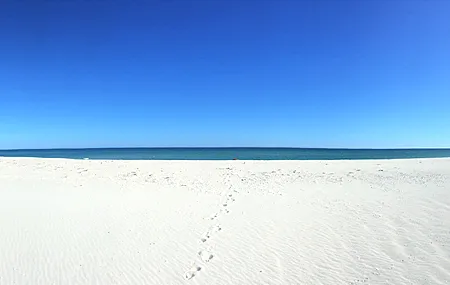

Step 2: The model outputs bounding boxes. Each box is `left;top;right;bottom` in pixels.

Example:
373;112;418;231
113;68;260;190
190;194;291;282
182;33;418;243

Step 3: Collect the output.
1;148;450;160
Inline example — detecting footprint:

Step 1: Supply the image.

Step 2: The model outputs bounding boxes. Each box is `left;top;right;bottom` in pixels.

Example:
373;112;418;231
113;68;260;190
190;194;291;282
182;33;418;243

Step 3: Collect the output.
200;232;210;243
211;209;228;219
201;225;221;242
184;266;201;280
211;225;222;232
198;250;214;262
226;194;235;202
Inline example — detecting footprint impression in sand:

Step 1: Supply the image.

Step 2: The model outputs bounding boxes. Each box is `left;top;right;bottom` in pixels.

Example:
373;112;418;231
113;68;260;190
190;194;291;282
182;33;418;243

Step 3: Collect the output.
198;250;214;262
201;225;222;243
184;266;201;280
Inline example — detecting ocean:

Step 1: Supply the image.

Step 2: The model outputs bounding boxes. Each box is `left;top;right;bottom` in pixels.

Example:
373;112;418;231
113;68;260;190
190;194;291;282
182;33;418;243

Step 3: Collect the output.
1;148;450;160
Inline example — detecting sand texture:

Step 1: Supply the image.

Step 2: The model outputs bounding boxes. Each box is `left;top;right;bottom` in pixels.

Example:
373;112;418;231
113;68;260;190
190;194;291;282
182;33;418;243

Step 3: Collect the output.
0;158;449;284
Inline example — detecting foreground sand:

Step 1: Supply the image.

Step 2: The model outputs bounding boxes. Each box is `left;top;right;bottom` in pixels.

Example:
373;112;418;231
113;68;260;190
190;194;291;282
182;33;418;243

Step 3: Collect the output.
0;158;449;284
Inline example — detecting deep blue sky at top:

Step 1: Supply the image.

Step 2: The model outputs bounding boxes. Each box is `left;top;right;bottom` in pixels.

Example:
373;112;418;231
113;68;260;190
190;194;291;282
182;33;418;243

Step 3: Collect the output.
0;0;449;149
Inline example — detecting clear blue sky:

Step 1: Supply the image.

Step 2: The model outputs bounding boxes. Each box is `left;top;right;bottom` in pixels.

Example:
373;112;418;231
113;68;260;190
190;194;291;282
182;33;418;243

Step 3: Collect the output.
1;0;449;149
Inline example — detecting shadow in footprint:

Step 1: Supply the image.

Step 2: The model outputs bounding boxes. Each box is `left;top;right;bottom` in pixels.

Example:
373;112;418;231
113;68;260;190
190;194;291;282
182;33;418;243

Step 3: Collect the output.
201;233;210;243
184;266;201;280
198;250;214;262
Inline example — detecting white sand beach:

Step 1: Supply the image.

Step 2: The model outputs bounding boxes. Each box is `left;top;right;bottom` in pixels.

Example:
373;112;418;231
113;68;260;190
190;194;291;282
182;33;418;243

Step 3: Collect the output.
0;157;449;285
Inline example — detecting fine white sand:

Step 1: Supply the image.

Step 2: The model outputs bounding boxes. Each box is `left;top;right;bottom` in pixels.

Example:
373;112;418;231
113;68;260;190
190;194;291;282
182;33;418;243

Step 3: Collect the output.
1;157;449;285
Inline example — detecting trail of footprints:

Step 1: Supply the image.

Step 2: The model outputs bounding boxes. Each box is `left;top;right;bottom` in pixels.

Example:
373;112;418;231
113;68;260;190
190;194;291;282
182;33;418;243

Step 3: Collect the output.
184;188;237;280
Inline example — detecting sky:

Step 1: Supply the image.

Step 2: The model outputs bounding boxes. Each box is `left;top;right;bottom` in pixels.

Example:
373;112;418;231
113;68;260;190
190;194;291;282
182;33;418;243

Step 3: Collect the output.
1;0;449;149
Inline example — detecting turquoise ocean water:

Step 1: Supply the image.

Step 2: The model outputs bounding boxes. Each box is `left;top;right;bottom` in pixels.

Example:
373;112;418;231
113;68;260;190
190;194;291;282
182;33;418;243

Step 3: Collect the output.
1;148;450;160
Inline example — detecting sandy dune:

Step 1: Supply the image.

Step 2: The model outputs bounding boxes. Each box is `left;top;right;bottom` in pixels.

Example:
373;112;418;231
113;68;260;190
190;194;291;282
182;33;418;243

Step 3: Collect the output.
0;158;449;284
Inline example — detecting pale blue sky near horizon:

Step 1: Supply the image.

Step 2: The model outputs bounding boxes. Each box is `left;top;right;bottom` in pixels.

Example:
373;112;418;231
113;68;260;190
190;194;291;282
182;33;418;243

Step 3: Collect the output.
1;0;449;149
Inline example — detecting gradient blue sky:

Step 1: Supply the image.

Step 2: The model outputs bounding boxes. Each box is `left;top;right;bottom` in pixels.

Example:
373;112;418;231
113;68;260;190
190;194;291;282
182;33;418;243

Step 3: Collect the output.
1;0;449;149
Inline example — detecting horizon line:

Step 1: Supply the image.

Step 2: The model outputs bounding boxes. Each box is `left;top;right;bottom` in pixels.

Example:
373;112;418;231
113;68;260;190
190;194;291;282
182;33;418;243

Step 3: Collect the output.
1;146;450;151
